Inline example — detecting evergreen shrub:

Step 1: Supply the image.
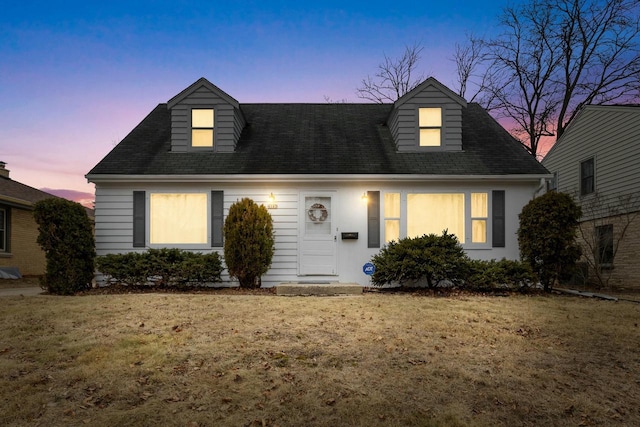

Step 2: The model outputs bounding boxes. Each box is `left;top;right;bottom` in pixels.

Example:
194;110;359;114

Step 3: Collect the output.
96;248;223;287
465;259;536;291
518;191;582;291
33;198;96;295
223;198;274;288
370;231;468;288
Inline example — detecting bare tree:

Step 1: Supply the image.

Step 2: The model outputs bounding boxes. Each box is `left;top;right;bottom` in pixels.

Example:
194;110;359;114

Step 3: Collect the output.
554;0;640;138
482;2;564;157
455;0;640;157
356;43;424;103
452;35;488;102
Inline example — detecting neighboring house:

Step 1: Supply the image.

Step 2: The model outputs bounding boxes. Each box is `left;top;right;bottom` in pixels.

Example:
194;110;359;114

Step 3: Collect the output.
0;162;54;276
86;77;550;287
542;105;640;290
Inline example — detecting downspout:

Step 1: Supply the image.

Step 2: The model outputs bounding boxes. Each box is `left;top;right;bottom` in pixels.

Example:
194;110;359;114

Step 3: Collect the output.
533;178;547;198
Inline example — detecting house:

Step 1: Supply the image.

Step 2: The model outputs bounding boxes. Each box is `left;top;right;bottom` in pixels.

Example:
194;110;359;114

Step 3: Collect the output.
86;77;550;287
0;162;56;277
542;105;640;289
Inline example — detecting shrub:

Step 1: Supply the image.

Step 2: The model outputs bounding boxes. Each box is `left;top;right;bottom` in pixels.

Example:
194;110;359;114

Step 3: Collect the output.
464;259;536;291
370;231;468;288
96;252;148;285
518;191;582;291
33;198;96;295
96;249;223;287
223;198;275;288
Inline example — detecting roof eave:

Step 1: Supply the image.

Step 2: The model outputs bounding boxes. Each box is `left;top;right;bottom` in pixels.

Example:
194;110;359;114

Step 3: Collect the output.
0;195;35;209
87;173;551;184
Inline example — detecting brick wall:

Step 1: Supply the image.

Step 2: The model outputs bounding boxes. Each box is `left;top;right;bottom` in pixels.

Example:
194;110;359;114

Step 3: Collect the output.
577;213;640;290
0;207;46;276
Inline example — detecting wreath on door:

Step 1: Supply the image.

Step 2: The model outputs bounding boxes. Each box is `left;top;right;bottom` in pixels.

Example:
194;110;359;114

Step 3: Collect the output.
308;203;328;223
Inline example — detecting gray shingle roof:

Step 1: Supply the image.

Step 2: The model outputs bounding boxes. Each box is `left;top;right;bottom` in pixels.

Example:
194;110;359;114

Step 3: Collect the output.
0;176;58;207
88;103;549;177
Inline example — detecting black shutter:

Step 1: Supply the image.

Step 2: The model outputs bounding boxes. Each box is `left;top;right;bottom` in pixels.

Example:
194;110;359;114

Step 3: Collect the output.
133;191;146;248
492;190;505;248
211;191;224;247
367;191;380;248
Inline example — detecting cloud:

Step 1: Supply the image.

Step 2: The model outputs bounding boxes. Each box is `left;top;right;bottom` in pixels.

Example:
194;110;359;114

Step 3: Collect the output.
40;188;95;208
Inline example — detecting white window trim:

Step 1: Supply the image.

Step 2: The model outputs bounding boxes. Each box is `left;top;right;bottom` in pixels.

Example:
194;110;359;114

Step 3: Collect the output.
146;191;212;249
416;106;444;150
382;190;493;249
189;107;216;151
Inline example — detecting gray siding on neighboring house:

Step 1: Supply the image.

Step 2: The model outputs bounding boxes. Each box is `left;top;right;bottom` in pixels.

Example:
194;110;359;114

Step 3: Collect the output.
170;86;245;153
389;84;464;152
542;105;640;216
542;105;640;289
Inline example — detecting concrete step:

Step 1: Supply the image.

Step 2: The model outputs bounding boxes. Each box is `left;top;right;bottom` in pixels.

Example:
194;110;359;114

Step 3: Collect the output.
275;282;363;296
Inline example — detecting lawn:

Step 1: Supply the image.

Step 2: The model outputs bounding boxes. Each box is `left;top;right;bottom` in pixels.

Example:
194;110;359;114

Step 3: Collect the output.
0;290;638;426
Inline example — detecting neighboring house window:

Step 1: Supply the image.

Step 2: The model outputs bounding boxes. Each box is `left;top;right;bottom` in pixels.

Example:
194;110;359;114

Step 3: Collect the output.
408;193;465;241
596;224;614;268
580;157;595;196
191;109;214;147
471;193;488;243
418;107;442;147
0;206;7;252
150;193;209;244
384;193;400;243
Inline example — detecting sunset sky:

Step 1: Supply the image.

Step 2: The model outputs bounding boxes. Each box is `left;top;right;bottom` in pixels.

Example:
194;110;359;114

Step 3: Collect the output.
1;0;507;205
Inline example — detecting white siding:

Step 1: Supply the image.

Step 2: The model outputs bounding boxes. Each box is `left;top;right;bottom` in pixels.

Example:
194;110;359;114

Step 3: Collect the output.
93;179;539;287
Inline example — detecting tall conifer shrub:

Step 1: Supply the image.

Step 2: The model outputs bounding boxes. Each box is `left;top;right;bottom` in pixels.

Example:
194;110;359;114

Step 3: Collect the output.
33;198;95;295
223;198;274;288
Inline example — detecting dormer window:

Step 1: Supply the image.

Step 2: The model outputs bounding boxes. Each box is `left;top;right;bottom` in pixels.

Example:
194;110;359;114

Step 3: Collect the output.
418;107;442;147
191;109;214;147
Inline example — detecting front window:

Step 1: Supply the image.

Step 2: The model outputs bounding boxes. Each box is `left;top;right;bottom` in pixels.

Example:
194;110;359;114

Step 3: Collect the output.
407;193;465;241
384;193;400;243
191;109;214;147
150;193;208;244
580;158;594;196
0;207;6;251
471;193;488;243
418;107;442;147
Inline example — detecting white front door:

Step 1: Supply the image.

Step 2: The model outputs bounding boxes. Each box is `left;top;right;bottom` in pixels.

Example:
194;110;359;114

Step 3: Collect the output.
299;194;337;275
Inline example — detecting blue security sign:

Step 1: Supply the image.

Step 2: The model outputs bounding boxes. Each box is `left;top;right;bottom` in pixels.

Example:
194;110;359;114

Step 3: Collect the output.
363;262;376;276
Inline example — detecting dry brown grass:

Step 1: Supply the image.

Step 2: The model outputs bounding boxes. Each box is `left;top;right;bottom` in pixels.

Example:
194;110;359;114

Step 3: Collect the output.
0;290;639;426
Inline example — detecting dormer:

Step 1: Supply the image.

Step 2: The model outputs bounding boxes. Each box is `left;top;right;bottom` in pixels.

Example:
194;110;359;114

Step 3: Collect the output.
167;78;246;153
388;77;467;152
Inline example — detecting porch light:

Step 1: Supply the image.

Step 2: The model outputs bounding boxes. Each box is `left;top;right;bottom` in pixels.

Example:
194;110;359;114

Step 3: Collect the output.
268;193;276;203
361;192;368;202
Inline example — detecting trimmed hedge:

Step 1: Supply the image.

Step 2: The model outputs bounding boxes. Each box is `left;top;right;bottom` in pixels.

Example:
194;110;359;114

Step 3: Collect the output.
96;248;223;287
465;259;536;291
370;231;468;288
370;232;536;292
